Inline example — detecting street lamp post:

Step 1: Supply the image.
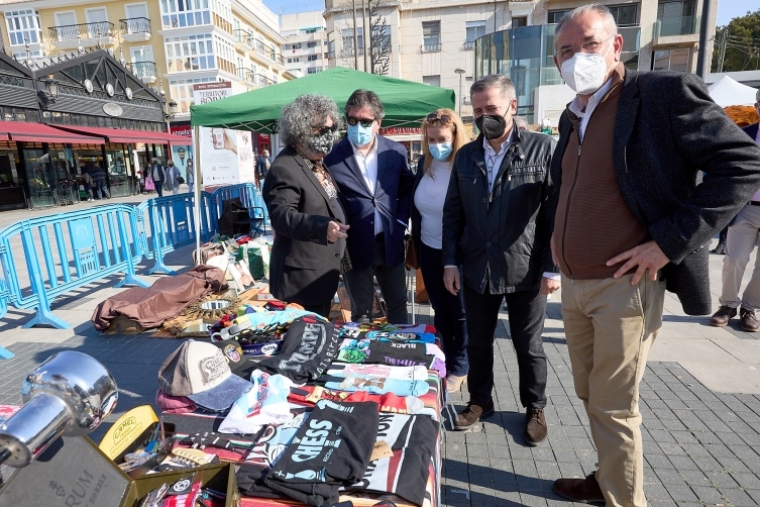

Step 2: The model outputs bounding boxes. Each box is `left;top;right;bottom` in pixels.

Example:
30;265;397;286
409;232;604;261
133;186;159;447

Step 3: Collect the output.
454;68;466;114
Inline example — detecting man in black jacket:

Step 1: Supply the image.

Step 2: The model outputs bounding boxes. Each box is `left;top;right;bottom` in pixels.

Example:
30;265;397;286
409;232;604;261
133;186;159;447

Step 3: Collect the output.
547;6;760;506
442;74;558;445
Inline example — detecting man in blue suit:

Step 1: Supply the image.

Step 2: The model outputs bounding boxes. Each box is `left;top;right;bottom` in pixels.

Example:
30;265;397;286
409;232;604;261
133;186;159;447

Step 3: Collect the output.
324;89;414;324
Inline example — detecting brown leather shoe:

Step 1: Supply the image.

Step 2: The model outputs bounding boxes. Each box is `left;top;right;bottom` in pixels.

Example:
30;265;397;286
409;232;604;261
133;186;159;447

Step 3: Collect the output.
740;307;760;332
553;473;605;505
525;407;547;446
710;305;737;327
454;402;494;431
446;375;467;393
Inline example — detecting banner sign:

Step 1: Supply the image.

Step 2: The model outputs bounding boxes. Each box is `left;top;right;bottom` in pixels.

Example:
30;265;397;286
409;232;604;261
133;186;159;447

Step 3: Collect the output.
192;82;255;186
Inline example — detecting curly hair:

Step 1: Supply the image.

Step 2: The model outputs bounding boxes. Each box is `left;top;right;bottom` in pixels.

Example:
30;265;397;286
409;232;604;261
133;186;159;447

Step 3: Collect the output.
278;94;343;147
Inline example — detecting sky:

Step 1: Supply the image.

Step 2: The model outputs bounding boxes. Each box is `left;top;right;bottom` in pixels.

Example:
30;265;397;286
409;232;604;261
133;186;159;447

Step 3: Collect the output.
262;0;753;26
262;0;324;16
716;0;758;26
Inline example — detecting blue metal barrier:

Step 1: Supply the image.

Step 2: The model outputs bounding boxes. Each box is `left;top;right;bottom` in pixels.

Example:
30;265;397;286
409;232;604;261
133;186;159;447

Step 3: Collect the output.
0;183;270;328
140;192;215;275
0;204;148;328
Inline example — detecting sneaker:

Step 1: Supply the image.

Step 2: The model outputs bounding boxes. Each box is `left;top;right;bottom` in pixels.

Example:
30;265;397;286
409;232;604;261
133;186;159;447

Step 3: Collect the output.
454;401;494;431
446;375;466;393
525;407;547;446
740;307;760;332
710;305;737;327
553;473;605;505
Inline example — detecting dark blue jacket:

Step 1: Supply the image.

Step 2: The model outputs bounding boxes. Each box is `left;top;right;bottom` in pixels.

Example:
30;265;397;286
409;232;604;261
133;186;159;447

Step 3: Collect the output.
743;122;759;141
324;135;414;270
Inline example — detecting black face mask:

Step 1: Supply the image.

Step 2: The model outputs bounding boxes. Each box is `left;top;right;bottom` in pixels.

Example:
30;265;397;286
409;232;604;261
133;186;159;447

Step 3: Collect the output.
475;113;507;140
305;132;335;156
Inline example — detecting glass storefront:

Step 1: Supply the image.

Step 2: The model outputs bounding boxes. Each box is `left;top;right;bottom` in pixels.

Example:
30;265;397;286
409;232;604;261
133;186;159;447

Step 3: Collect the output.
0;148;26;210
474;24;641;122
105;145;136;198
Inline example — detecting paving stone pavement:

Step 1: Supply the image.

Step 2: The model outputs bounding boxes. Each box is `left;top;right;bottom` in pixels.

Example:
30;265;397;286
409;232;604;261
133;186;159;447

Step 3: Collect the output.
0;245;759;505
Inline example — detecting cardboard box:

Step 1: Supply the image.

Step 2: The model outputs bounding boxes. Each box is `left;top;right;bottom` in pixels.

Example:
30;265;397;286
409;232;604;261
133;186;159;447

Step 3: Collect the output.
336;283;386;323
0;435;237;507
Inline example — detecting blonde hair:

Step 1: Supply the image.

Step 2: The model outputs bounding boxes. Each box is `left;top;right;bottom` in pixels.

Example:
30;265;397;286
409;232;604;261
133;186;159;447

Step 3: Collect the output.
420;108;468;177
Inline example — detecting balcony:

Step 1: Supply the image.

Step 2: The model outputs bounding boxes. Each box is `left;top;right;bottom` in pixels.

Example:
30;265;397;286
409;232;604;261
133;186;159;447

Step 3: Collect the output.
462;41;475;50
126;61;157;84
253;40;280;65
421;43;442;53
49;21;115;50
255;73;276;87
652;15;700;45
120;17;151;42
234;29;253;52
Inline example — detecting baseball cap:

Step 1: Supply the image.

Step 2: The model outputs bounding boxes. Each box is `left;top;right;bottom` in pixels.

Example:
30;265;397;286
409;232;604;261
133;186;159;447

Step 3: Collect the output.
158;340;253;412
213;340;258;380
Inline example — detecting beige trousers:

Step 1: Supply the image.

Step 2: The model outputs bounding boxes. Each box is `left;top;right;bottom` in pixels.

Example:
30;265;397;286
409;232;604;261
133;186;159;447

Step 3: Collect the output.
561;274;665;507
720;204;760;310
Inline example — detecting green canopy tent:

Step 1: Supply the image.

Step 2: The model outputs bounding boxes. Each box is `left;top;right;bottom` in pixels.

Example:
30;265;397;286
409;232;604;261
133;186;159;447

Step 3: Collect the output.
190;67;456;132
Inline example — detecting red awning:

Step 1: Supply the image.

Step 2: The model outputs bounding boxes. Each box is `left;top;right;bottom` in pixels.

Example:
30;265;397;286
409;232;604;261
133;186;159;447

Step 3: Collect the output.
0;121;104;145
51;125;191;145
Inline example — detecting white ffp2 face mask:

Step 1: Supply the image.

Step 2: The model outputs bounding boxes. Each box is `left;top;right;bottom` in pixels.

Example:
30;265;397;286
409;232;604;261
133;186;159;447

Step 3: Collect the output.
560;49;610;95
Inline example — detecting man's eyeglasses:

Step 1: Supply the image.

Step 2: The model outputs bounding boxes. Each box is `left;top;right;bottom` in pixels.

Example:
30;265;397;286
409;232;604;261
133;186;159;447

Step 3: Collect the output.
426;113;452;125
556;34;614;61
312;124;339;136
346;117;375;128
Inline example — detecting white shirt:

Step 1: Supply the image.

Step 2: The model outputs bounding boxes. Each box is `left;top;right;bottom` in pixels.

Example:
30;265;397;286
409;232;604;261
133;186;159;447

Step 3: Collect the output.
568;77;615;143
414;158;451;250
350;136;382;235
483;132;513;194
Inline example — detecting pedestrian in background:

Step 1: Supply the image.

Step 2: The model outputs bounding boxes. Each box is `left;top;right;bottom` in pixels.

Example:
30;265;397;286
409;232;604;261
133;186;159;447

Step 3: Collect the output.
256;149;271;192
165;160;181;195
80;160;94;202
442;75;557;444
324;89;414;324
547;5;760;506
411;108;470;393
90;162;109;199
149;158;166;197
187;158;195;194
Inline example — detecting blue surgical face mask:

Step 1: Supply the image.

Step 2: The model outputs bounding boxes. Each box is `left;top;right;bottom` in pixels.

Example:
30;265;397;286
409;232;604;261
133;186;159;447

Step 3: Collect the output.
347;123;374;147
428;142;453;161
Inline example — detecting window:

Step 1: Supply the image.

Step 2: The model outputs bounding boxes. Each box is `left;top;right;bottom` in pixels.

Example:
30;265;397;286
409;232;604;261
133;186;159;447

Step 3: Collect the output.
169;76;217;114
422;21;440;46
307;41;318;48
608;4;638;27
657;0;697;36
5;9;42;45
464;20;485;49
307;67;322;74
307;54;318;61
341;27;363;55
292;43;302;49
160;0;211;29
653;47;690;72
422;75;440;87
12;49;44;60
287;57;299;63
548;10;569;24
165;33;215;72
512;16;527;28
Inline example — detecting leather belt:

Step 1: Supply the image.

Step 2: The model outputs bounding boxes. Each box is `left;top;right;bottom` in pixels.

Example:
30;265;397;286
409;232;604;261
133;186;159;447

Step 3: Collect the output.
749;201;760;206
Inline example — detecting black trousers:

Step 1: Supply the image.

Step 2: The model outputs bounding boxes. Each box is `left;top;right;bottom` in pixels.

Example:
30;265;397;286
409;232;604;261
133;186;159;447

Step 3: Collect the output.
462;283;548;409
302;301;333;319
418;242;469;377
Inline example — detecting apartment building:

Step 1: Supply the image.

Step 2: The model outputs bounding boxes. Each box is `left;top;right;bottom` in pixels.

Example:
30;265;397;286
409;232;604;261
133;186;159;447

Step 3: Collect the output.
324;0;718;122
280;10;328;77
0;0;291;126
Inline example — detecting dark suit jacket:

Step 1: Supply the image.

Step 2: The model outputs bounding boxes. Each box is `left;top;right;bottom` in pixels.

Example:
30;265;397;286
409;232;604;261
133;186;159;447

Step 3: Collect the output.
410;154;426;257
547;69;760;315
263;146;346;306
743;122;759;141
324;135;414;270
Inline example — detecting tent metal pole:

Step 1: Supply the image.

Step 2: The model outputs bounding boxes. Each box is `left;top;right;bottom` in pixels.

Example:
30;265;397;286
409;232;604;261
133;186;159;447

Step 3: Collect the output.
352;0;359;70
194;125;202;265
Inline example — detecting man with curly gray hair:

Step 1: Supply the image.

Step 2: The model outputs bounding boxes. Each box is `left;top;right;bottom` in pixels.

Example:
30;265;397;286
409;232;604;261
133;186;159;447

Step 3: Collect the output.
263;94;348;317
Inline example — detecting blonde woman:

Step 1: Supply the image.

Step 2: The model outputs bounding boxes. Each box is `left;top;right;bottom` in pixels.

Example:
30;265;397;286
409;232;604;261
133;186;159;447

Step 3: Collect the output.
411;108;469;392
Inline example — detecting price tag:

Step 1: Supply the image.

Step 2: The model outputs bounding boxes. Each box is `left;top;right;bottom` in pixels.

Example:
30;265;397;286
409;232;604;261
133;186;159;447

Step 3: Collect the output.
370;440;394;461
